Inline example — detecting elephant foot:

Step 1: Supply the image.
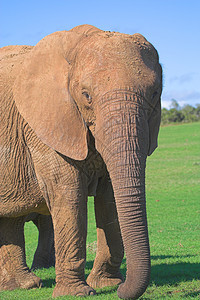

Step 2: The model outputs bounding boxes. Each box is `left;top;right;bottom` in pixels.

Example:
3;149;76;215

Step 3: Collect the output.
87;271;124;289
52;282;96;297
0;269;42;290
31;258;55;270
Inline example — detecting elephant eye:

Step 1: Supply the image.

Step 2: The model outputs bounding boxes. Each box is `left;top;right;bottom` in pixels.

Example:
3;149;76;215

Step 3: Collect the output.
82;91;92;104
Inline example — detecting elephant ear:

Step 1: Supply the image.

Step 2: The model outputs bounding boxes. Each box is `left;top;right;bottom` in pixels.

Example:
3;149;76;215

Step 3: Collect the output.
13;31;88;160
148;98;161;156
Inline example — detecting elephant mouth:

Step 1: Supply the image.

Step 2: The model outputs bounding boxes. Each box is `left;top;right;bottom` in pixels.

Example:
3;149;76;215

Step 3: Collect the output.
86;122;96;138
86;121;94;127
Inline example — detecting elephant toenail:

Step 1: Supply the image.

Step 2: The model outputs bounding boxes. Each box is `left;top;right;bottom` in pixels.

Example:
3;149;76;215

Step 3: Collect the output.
89;290;96;296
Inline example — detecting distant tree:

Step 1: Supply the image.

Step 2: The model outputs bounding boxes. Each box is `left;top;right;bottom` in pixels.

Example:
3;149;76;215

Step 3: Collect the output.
161;108;170;124
167;108;185;123
195;104;200;119
182;104;197;122
161;100;200;124
170;99;180;110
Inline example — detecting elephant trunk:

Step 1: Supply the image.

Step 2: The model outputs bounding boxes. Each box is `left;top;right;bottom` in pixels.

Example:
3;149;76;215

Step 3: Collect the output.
107;156;150;299
96;91;150;299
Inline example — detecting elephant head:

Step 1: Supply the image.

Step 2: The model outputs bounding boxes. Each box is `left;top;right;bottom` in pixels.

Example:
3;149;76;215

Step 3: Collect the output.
13;25;162;299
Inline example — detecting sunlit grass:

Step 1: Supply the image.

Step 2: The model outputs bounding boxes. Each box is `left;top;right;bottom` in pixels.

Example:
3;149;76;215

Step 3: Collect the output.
1;122;199;299
145;122;200;299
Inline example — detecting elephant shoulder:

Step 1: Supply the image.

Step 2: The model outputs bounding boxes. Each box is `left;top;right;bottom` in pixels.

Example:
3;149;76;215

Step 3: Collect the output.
0;45;33;84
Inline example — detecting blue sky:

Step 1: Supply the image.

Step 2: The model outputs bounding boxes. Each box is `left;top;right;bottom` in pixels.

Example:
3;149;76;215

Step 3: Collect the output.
1;0;200;108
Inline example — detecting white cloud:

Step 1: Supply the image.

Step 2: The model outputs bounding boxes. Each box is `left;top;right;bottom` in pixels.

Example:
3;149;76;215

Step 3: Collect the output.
161;89;200;108
161;100;172;109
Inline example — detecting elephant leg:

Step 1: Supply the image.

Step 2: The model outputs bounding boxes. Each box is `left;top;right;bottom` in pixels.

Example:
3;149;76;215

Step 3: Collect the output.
50;183;96;297
87;174;124;289
0;216;42;290
31;214;55;269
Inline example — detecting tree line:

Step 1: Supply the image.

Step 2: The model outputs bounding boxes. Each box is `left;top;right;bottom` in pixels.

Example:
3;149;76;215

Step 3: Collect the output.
161;99;200;125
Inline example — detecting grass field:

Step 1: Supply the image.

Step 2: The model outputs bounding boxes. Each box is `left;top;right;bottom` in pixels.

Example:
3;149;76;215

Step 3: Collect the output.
1;122;200;299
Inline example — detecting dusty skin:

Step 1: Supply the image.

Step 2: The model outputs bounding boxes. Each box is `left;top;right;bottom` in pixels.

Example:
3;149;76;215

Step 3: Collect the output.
0;25;162;299
0;47;55;270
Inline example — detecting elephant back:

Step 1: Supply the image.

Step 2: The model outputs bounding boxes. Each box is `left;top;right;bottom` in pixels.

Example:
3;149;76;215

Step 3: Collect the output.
0;45;33;85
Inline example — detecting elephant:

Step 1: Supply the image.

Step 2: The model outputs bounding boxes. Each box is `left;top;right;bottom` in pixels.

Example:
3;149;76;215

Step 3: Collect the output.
0;46;55;271
0;25;162;299
25;213;55;270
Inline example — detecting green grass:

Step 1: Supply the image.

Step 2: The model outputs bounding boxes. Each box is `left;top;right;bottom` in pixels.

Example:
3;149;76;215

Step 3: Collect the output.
1;122;200;299
144;122;200;299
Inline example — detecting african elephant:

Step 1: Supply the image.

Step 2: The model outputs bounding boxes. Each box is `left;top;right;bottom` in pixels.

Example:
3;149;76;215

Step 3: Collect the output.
25;213;55;270
0;25;162;299
0;46;55;271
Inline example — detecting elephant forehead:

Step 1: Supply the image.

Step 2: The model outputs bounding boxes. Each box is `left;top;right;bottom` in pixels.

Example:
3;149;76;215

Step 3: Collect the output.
78;34;137;61
76;33;159;76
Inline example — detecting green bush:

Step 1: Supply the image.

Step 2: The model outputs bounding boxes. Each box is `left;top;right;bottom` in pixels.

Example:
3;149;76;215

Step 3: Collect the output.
161;101;200;125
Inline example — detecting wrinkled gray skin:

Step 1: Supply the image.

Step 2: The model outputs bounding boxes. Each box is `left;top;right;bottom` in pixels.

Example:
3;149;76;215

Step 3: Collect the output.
0;25;162;299
25;213;55;270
